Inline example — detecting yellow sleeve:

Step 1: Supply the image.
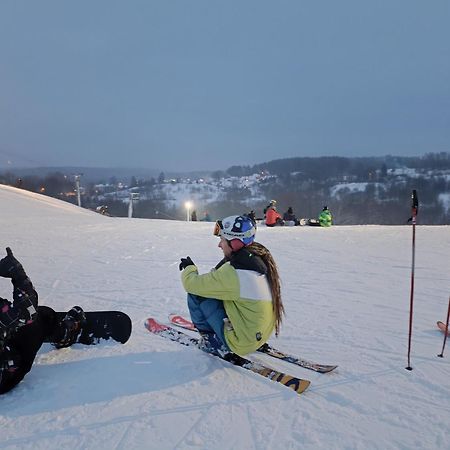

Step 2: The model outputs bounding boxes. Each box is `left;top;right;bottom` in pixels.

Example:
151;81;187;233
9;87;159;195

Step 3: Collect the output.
181;263;239;301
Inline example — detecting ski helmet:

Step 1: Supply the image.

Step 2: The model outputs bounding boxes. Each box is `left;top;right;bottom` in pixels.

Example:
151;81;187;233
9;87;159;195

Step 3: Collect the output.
213;215;256;246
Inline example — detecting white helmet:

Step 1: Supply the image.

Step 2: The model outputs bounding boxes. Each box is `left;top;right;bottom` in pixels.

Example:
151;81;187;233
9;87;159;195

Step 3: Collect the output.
213;215;256;245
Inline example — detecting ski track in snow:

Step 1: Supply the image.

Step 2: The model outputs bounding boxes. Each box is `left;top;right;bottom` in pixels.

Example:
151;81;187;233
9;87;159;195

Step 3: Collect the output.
0;184;449;450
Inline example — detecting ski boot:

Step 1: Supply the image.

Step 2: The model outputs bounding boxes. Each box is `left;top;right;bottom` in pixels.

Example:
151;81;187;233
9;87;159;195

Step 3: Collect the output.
198;331;231;358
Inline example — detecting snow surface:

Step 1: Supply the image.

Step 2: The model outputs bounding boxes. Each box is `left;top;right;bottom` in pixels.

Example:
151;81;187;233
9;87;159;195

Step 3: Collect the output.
0;183;449;450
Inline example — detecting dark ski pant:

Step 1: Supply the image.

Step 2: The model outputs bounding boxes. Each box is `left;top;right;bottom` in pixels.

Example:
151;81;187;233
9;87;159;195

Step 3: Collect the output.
0;306;61;394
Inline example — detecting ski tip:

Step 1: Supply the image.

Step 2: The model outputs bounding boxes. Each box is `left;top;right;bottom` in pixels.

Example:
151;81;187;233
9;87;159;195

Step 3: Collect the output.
287;378;310;394
168;314;197;331
314;366;338;374
144;318;169;333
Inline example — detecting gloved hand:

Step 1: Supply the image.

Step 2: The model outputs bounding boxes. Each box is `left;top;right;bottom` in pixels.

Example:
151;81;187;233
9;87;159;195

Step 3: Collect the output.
0;247;27;281
179;256;195;271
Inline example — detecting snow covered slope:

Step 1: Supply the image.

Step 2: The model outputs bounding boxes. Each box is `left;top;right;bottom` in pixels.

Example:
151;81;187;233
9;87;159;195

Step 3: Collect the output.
0;184;449;450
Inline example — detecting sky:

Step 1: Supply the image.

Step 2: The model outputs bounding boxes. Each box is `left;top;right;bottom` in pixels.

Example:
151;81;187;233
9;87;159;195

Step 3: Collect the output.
1;183;449;449
1;1;449;172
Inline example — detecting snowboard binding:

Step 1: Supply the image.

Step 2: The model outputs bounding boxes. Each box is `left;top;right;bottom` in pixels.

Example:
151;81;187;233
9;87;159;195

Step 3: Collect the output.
53;306;87;349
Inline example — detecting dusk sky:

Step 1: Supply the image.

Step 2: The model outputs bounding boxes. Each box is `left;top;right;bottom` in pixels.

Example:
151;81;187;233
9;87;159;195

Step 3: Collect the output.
1;1;449;172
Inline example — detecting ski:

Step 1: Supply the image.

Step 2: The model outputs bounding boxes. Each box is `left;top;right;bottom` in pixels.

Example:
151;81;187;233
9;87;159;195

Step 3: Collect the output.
169;314;197;331
437;321;449;336
168;314;337;373
145;318;310;395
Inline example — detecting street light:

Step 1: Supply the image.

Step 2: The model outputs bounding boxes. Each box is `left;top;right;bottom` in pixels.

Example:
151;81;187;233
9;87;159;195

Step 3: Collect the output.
185;201;192;221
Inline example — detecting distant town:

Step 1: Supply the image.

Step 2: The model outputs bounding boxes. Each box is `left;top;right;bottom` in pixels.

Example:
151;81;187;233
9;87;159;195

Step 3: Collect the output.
1;153;449;225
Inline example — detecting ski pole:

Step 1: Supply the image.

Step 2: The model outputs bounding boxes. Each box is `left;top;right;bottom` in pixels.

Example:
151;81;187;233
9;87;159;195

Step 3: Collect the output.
438;296;450;358
406;189;418;371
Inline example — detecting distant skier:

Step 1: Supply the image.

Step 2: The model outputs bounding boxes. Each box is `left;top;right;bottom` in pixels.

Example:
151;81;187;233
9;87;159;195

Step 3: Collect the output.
319;206;333;227
263;200;276;216
299;206;333;227
246;210;257;225
264;200;285;227
0;248;87;394
178;215;285;357
200;211;211;222
283;206;300;226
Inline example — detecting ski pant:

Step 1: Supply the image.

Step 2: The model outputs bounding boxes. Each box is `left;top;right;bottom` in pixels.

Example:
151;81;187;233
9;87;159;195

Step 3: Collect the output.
0;306;61;395
187;293;230;350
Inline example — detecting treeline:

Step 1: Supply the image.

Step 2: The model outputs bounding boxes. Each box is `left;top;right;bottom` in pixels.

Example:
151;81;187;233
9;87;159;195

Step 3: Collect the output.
0;171;76;197
222;152;450;180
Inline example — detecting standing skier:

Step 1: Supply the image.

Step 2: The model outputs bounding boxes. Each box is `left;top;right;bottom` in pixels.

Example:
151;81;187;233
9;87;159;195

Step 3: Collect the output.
178;215;284;357
0;247;86;394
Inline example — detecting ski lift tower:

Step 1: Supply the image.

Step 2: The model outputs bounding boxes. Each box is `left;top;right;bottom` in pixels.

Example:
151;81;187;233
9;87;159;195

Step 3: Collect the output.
128;192;140;218
74;174;83;207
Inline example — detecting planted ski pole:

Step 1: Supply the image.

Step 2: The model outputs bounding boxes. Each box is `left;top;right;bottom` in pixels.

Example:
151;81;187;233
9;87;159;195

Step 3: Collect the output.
406;190;418;371
438;296;450;358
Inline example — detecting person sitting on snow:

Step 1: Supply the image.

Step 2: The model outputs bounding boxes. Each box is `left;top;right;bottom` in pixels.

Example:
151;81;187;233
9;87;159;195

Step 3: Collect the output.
0;247;87;394
319;206;333;227
283;206;300;226
178;215;285;358
264;200;285;227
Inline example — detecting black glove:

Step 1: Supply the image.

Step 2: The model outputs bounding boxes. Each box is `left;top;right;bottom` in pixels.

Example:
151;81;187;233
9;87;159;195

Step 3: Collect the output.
0;247;27;281
179;256;195;271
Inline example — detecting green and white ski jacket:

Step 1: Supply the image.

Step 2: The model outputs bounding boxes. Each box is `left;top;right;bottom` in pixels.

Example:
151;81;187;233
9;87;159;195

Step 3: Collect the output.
181;251;275;356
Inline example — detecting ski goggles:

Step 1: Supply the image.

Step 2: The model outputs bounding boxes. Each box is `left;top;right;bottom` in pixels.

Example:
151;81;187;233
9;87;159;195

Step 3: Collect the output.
213;220;223;236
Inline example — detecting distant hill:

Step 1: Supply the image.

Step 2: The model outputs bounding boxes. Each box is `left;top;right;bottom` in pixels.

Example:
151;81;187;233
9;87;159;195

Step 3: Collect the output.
2;166;213;183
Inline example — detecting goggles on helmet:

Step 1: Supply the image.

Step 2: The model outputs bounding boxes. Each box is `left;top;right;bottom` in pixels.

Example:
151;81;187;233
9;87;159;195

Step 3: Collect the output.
213;220;223;237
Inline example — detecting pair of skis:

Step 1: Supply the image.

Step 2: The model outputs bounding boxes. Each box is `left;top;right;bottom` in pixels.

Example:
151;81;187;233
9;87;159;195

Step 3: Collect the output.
168;314;337;373
145;314;337;396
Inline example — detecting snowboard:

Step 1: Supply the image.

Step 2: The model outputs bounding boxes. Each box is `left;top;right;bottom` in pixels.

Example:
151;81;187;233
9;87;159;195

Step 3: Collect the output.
299;218;321;226
437;321;449;336
50;311;132;345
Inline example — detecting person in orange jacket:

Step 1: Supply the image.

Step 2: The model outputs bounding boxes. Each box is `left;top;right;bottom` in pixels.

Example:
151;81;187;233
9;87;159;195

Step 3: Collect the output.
264;200;285;227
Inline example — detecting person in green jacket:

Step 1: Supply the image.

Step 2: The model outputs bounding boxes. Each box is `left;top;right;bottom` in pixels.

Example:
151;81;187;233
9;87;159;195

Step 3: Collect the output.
319;206;333;227
179;215;284;357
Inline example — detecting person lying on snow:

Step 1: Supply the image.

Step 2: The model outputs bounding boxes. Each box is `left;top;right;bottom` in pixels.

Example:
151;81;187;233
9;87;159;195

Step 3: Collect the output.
0;248;86;394
178;215;285;358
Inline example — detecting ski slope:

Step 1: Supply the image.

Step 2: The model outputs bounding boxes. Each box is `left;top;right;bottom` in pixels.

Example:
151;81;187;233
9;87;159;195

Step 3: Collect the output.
0;184;449;450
